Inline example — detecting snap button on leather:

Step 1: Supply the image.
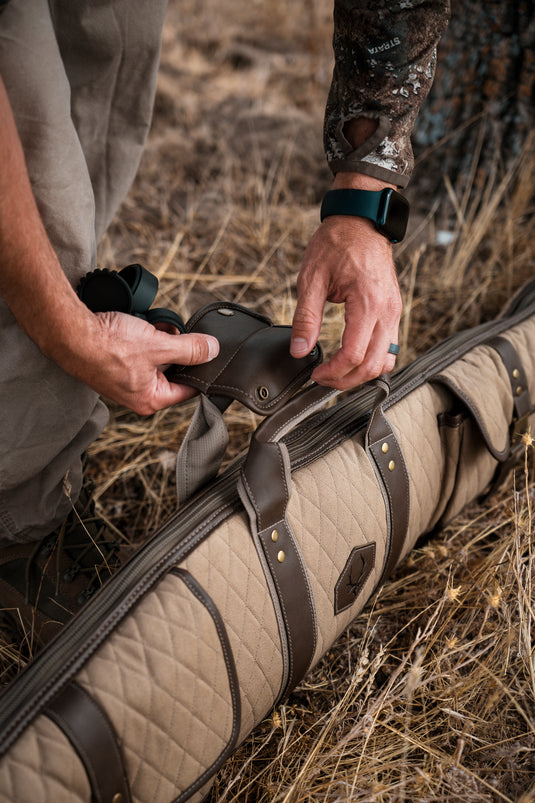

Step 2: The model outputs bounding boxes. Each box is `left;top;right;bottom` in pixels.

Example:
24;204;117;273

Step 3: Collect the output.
516;385;523;396
381;442;389;454
256;385;270;402
112;794;124;803
388;460;395;472
217;308;234;316
513;368;520;379
277;550;285;563
271;529;279;543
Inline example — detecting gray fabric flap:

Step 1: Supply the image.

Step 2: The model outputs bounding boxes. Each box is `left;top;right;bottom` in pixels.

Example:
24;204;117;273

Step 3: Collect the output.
176;395;229;506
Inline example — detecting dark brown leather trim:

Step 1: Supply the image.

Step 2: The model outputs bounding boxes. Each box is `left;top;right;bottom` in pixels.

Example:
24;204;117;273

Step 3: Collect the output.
483;336;534;494
242;439;288;531
366;379;410;585
169;568;241;803
488;336;531;421
258;519;317;696
241;439;317;699
44;681;131;803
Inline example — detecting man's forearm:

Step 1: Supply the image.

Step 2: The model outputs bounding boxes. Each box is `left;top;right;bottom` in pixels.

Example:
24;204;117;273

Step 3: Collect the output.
0;76;95;364
324;0;451;187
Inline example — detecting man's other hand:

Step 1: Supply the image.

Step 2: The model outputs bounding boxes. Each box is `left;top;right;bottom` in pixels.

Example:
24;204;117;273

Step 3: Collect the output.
291;173;402;390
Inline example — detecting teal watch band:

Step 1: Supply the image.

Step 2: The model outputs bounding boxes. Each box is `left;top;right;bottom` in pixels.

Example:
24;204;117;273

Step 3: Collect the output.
320;188;409;243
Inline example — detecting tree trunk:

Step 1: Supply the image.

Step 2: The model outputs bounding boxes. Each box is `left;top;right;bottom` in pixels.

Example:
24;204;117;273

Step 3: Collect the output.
411;0;535;200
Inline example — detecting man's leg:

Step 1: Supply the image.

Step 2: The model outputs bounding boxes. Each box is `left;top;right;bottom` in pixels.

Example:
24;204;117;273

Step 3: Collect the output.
0;0;167;546
0;0;108;545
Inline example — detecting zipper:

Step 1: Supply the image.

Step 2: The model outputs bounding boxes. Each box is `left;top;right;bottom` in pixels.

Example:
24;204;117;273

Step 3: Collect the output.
1;281;535;754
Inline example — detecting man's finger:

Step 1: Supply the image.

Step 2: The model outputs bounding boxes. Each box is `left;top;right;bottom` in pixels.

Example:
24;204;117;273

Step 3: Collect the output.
290;280;326;358
311;317;400;386
154;375;198;409
312;295;375;384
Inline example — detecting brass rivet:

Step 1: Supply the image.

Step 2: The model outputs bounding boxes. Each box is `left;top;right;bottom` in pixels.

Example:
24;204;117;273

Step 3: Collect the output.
112;794;124;803
513;368;520;379
388;460;395;472
516;385;523;396
277;550;285;563
256;385;270;402
381;442;389;454
271;529;279;543
217;307;234;316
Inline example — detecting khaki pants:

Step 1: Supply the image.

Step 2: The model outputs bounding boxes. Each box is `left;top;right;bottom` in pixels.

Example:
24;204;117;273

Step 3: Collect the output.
0;0;168;544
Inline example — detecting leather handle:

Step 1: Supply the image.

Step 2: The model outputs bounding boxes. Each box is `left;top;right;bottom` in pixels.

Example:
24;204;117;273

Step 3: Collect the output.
250;382;339;445
239;376;411;700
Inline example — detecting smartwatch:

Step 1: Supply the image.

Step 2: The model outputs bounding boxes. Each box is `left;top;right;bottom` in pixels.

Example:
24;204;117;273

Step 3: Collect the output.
320;188;410;243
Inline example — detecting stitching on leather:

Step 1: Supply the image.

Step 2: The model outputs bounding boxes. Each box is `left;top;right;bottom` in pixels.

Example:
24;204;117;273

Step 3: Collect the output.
285;521;318;661
179;321;271;397
369;421;410;583
74;684;126;776
272;445;318;661
261;527;295;682
238;478;289;695
274;446;317;663
276;444;289;515
268;389;338;442
260;522;317;696
241;470;261;531
208;369;318;408
185;301;270;331
178;364;318;410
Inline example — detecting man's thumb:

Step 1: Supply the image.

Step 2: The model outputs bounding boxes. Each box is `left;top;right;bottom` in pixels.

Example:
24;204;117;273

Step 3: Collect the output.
290;300;322;358
177;333;220;365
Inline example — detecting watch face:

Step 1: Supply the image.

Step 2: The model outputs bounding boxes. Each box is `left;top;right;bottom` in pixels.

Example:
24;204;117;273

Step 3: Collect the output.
378;189;410;243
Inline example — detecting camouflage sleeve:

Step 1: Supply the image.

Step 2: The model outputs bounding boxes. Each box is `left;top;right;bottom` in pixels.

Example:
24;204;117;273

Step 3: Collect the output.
324;0;450;187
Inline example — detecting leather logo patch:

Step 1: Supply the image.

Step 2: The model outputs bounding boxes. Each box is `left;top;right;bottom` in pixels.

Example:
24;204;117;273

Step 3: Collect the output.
334;543;376;615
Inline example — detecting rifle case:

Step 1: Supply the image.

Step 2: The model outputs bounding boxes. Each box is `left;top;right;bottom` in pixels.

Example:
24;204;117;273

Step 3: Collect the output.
1;280;535;803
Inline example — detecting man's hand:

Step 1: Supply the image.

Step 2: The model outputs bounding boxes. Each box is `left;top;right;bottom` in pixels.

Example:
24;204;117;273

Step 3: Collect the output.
290;172;402;390
49;311;219;416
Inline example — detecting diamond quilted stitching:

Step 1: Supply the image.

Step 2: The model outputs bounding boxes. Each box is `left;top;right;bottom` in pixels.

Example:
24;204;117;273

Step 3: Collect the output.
183;512;283;739
0;715;90;803
389;383;449;546
288;434;388;662
77;572;234;803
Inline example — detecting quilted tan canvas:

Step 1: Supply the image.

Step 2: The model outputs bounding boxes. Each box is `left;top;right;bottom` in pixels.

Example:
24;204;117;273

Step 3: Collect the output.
0;287;534;803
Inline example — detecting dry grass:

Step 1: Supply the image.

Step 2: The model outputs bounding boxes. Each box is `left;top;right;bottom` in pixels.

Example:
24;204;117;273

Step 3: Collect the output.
3;0;535;798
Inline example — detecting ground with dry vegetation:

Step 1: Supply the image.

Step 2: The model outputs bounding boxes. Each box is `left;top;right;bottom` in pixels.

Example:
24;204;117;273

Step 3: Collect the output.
5;1;535;800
